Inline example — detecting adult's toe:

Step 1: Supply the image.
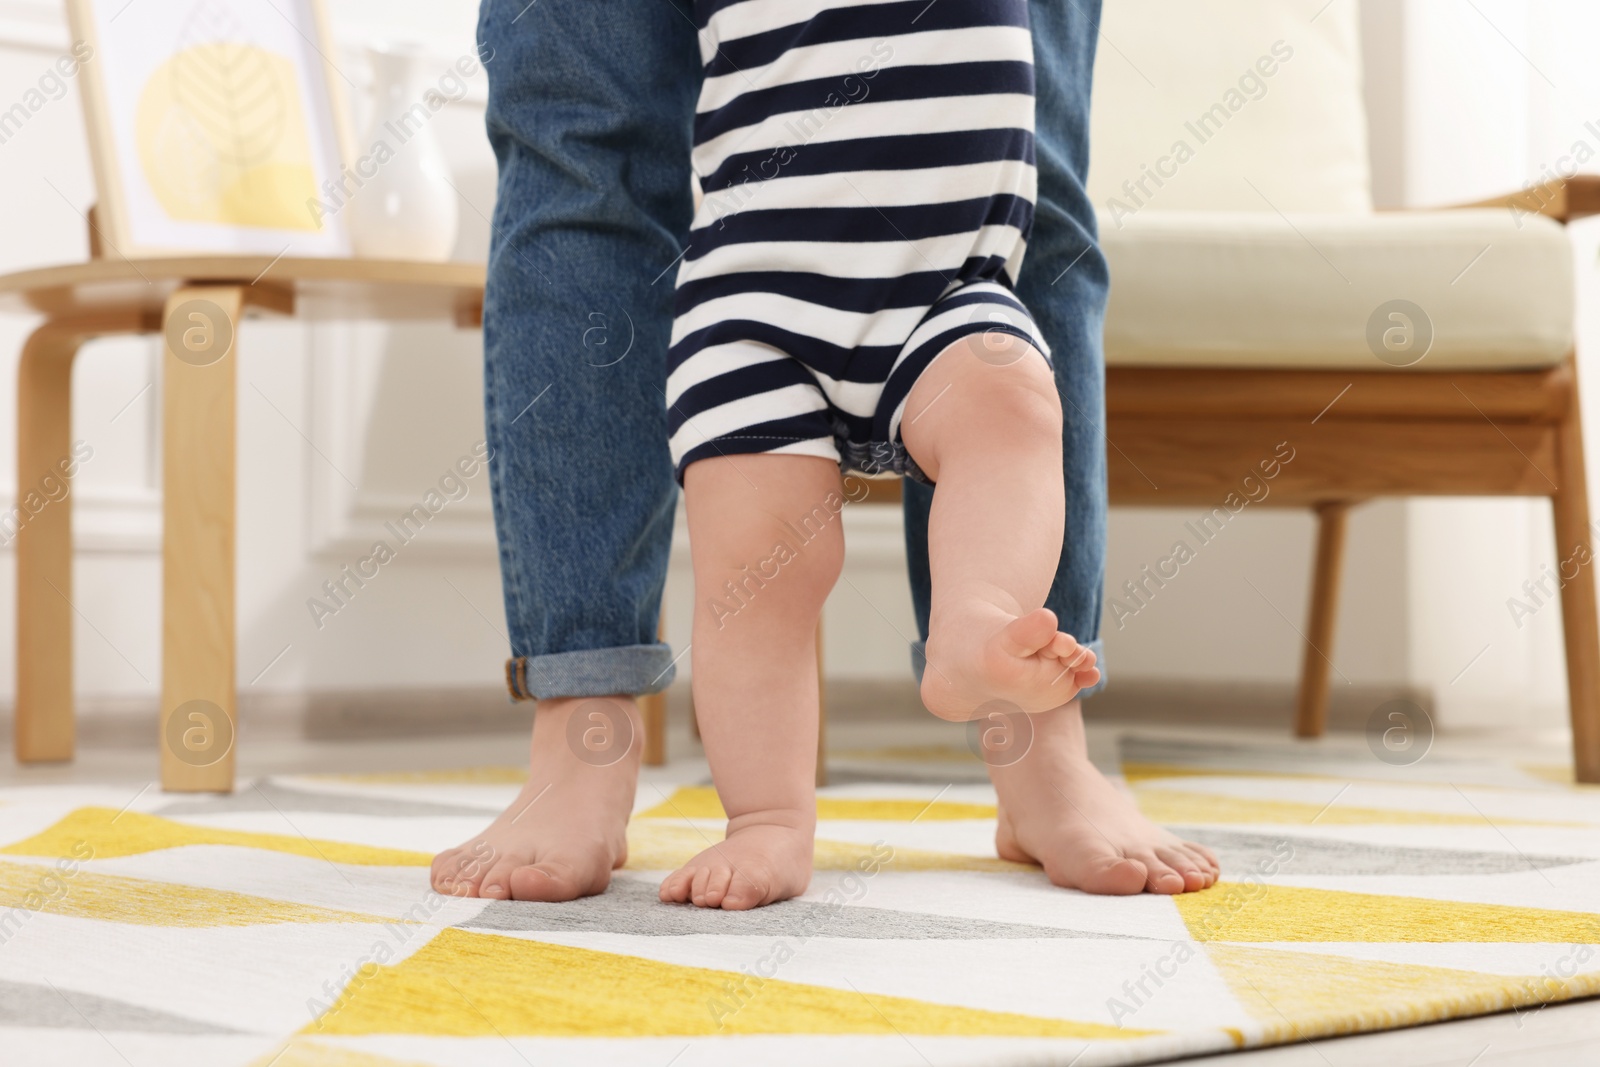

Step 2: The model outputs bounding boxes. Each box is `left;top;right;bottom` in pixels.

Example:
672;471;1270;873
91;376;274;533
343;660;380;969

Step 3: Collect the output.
1156;846;1209;892
476;859;520;900
1130;850;1186;894
1046;847;1148;895
509;859;596;902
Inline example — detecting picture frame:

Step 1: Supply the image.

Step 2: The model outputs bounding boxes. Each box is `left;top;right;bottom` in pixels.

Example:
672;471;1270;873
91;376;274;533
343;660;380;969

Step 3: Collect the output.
65;0;356;258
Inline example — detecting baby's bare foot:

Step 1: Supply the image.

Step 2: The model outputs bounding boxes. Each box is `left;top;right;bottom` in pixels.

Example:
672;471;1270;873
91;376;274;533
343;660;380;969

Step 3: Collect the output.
431;696;639;902
990;701;1218;895
921;601;1101;721
658;810;814;910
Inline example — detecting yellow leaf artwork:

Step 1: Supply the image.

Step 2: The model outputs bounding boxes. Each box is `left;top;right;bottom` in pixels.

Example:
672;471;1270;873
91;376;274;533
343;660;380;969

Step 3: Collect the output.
135;4;322;232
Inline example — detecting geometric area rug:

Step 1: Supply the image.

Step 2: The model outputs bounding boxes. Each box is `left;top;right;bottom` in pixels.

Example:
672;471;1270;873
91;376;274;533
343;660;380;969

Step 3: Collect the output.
2;735;1597;1066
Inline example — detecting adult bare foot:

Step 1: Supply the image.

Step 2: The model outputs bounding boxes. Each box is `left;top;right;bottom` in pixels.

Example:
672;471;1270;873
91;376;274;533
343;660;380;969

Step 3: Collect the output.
658;808;814;910
989;700;1218;895
430;695;641;902
921;598;1101;722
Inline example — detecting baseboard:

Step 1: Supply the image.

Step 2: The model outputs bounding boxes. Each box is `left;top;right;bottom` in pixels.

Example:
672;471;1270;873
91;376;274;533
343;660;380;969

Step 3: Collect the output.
1080;679;1430;733
0;678;1425;749
0;689;537;750
820;678;1426;732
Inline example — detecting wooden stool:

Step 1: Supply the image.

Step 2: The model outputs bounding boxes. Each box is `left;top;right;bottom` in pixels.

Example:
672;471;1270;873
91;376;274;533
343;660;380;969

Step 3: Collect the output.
3;247;484;791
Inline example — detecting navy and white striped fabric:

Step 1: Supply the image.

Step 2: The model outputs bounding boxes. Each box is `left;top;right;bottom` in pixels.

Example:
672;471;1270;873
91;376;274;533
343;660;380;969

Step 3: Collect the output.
667;0;1050;484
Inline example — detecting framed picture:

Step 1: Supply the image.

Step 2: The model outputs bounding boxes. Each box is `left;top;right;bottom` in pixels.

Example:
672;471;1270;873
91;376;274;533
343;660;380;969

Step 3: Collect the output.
66;0;355;258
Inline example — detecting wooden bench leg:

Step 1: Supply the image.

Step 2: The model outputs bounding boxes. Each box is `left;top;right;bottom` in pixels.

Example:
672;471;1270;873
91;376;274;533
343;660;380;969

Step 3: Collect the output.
640;691;667;766
641;611;669;766
1552;369;1600;784
1294;501;1352;738
15;323;88;763
161;287;245;792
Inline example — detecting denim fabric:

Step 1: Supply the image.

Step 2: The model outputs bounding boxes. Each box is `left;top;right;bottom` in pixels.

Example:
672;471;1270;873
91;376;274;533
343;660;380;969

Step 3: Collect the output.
480;0;1107;700
478;0;700;698
905;0;1109;697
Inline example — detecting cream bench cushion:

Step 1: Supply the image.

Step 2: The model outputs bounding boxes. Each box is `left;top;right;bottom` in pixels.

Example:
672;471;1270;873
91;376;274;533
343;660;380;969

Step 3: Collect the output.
1089;0;1370;214
1098;209;1574;371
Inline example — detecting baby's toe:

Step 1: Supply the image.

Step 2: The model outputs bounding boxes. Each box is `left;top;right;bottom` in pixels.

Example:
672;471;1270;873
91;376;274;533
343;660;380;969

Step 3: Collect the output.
1046;632;1080;660
659;869;692;903
690;866;714;907
702;866;734;907
999;608;1060;657
720;870;768;911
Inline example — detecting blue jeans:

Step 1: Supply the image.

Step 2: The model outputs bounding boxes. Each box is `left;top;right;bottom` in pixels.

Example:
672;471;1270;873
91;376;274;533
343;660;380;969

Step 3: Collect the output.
479;0;1108;700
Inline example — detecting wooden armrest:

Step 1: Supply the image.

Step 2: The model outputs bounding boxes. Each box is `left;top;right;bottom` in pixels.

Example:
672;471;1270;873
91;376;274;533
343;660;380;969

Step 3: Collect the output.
1448;174;1600;225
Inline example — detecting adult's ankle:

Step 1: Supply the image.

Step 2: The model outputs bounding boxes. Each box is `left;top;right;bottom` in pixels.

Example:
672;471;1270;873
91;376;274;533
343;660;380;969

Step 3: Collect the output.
531;694;643;769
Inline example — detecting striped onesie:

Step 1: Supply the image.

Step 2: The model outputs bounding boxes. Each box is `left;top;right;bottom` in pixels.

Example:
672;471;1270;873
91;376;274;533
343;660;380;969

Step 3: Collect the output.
667;0;1049;484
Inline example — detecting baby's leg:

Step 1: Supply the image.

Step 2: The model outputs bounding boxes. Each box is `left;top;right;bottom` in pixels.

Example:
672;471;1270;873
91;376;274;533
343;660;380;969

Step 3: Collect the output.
902;333;1218;895
900;334;1100;721
657;454;842;909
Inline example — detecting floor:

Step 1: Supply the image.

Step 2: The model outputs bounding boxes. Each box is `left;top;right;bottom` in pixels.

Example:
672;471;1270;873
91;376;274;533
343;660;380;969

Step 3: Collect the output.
3;715;1596;1066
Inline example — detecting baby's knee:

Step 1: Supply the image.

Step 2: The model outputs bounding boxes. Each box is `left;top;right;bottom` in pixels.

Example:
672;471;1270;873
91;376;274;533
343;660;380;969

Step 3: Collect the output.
772;516;845;612
697;512;843;620
964;337;1061;435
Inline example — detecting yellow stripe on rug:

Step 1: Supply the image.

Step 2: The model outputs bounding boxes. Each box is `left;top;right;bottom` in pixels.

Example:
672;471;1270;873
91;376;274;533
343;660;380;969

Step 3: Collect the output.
624;822;1029;873
1120;763;1329;785
638;785;998;822
1;808;433;867
1204;943;1600;1040
306;927;1149;1039
1134;788;1583;827
0;807;1029;876
0;859;389;927
1178;882;1600;943
250;1039;436;1067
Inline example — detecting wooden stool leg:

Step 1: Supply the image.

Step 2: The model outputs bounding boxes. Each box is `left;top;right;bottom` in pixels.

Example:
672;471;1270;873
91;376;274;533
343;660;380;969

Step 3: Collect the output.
15;323;87;762
1553;370;1600;784
1294;501;1351;738
815;619;828;787
161;287;245;792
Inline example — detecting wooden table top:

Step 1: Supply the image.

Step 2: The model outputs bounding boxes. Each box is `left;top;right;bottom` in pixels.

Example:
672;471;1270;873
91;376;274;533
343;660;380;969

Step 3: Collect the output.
0;256;486;323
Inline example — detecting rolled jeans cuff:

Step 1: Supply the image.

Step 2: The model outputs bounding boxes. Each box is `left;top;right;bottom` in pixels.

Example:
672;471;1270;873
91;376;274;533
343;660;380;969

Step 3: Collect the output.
910;638;1106;702
506;643;678;701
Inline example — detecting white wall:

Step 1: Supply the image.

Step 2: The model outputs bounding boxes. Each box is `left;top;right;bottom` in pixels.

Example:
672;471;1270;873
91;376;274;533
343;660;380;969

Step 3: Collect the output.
1396;0;1600;731
1;0;1596;732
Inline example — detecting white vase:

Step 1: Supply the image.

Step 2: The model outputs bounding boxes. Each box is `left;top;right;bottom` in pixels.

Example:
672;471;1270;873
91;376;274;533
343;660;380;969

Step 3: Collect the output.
350;43;460;261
